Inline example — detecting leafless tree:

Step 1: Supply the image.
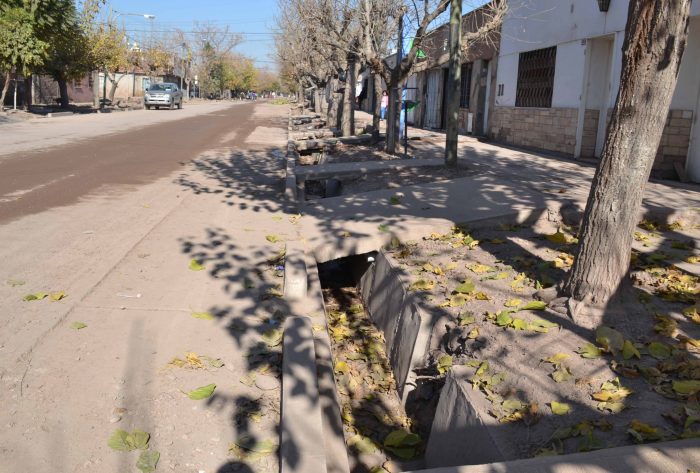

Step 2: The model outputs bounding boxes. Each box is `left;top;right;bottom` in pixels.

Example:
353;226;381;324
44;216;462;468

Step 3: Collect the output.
554;0;692;328
443;0;507;164
192;22;243;97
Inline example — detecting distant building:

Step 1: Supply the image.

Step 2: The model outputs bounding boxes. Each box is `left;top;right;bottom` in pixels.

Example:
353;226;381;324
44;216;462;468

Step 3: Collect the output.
491;0;700;181
410;3;500;136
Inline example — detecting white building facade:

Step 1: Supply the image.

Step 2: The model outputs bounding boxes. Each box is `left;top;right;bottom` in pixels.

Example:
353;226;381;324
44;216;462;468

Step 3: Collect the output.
491;0;700;181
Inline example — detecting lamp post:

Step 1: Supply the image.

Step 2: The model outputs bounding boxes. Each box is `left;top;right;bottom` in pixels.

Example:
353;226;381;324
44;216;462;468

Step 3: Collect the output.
114;11;155;45
112;11;156;106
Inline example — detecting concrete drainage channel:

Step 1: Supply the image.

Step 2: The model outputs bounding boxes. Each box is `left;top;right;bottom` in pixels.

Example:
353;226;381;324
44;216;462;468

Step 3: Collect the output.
280;244;700;473
279;109;700;473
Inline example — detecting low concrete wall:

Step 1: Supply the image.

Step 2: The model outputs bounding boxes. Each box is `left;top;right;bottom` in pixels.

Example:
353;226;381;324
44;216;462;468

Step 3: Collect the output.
424;366;512;468
359;250;439;402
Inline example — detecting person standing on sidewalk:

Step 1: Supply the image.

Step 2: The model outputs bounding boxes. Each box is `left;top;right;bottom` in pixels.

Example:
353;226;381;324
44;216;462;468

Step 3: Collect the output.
380;90;388;120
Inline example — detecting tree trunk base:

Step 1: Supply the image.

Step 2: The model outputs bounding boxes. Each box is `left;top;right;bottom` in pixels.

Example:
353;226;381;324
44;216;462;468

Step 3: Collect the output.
536;282;642;331
535;286;600;330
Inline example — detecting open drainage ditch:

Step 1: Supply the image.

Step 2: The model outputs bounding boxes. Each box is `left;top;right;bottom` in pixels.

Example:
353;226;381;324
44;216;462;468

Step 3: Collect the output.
318;252;431;473
313;218;700;471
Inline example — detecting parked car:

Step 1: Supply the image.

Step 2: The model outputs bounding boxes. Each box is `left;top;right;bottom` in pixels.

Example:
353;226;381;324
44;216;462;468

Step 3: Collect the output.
144;83;183;110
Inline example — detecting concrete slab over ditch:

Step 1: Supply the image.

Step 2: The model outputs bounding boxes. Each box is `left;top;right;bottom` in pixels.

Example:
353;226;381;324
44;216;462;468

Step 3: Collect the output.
292;134;373;152
300;173;568;264
295;158;445;182
408;437;700;473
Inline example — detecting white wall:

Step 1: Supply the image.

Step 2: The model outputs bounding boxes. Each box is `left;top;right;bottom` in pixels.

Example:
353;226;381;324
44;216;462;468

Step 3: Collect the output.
498;1;700;110
501;0;627;57
494;53;518;106
682;18;700;181
585;37;613;110
551;40;585;108
672;17;700;109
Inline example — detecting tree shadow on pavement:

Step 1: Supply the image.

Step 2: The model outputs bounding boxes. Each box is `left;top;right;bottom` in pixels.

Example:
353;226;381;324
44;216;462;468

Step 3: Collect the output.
172;111;700;472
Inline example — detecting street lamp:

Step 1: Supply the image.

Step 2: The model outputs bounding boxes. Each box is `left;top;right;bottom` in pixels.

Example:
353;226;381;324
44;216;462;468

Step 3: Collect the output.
114;11;156;47
114;11;156;20
111;11;157;105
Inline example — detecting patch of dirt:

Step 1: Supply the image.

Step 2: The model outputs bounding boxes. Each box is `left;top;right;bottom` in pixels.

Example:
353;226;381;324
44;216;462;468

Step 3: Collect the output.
383;220;700;459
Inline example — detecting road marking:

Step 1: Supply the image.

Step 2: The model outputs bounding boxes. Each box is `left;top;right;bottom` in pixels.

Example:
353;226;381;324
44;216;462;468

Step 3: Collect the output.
0;174;76;203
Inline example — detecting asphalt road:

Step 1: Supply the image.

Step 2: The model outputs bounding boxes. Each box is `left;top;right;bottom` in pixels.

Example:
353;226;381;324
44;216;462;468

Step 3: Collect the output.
0;101;258;223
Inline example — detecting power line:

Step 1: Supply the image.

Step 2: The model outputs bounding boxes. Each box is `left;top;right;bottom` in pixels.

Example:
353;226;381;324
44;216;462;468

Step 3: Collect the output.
121;28;279;36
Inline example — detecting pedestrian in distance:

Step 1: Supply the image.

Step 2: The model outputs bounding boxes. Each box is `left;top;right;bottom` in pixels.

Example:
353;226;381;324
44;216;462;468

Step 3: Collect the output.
380;90;388;120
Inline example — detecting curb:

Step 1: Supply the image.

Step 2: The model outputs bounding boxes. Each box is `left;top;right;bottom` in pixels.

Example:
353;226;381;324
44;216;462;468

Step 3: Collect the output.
281;316;327;473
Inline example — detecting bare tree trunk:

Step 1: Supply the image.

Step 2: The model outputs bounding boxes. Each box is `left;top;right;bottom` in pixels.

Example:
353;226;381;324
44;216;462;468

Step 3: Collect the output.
562;0;691;324
0;71;10;109
327;77;342;131
445;0;462;166
352;61;360;133
386;81;399;154
92;70;100;108
57;76;69;109
340;57;356;137
108;73;125;102
372;73;382;141
314;88;322;113
319;85;328;114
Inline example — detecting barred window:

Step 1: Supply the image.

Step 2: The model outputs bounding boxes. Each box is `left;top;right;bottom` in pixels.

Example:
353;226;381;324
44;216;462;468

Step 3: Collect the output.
459;63;472;108
515;46;556;108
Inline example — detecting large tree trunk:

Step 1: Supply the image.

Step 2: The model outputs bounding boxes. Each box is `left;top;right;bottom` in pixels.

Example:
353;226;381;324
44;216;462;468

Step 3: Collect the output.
0;70;10;109
445;0;462;166
57;76;69;109
371;73;382;141
562;0;691;324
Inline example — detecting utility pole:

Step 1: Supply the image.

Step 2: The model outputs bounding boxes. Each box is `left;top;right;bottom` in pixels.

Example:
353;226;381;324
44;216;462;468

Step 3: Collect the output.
445;0;462;166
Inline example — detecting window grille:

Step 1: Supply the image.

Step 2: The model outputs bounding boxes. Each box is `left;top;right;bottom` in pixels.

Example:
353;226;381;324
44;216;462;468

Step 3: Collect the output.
515;46;556;108
459;63;472;108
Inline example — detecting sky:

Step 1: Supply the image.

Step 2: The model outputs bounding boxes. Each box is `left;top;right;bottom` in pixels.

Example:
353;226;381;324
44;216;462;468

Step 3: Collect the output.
107;0;280;69
105;0;490;71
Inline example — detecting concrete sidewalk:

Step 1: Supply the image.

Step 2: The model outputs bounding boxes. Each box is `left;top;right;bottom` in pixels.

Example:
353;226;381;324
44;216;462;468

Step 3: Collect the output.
299;111;700;263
